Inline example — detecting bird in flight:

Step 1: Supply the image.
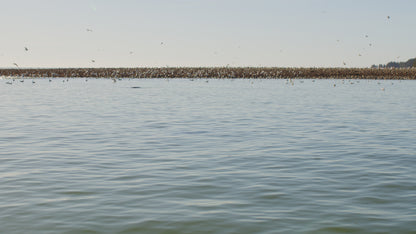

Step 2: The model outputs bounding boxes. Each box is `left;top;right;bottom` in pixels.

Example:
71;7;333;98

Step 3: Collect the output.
24;47;29;51
86;28;93;32
13;63;19;68
91;59;95;63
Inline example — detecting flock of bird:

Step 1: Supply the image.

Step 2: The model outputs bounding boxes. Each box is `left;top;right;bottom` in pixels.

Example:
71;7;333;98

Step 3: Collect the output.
7;15;408;80
11;15;394;69
1;67;415;81
0;74;396;93
340;15;393;66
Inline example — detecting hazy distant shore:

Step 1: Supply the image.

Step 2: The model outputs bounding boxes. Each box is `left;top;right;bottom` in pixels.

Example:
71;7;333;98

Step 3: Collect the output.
1;67;416;79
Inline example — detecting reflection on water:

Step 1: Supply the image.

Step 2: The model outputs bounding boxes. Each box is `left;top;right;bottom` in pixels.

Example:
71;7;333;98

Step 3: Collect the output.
0;78;415;233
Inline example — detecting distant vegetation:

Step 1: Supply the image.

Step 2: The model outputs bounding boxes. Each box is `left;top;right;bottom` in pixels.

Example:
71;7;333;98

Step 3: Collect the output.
372;58;416;68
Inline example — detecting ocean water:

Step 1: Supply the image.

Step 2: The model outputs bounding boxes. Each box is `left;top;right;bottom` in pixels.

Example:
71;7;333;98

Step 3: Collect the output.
0;78;415;233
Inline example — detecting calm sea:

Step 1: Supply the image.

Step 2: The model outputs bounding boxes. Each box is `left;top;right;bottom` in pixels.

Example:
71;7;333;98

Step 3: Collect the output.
0;78;415;233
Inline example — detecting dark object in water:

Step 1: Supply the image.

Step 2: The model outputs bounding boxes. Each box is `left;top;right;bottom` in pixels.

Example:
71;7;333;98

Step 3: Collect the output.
131;86;141;89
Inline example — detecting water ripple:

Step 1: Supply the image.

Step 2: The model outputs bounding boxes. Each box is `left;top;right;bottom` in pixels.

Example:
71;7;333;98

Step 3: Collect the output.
0;79;415;233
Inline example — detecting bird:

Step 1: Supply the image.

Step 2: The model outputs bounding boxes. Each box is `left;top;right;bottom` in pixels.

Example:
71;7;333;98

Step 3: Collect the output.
387;16;391;20
343;62;346;66
13;63;19;68
365;35;368;38
369;43;372;46
358;54;362;56
91;59;95;63
129;51;134;55
86;28;93;32
24;47;29;51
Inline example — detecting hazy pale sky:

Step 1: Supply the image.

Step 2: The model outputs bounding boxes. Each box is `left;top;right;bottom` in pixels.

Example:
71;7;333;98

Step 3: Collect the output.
1;0;415;68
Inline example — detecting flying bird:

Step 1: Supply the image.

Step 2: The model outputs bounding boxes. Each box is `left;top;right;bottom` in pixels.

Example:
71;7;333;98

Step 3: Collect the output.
24;47;29;51
91;59;95;63
86;28;93;32
387;16;391;20
13;63;19;68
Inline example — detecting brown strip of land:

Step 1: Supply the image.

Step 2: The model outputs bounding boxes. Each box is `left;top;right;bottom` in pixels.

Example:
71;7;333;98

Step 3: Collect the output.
1;67;416;79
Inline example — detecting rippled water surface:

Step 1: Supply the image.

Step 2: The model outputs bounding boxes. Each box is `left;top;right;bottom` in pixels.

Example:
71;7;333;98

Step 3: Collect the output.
1;78;415;233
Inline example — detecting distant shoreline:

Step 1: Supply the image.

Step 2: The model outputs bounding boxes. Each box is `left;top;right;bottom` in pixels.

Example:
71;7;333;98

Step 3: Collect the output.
1;67;416;80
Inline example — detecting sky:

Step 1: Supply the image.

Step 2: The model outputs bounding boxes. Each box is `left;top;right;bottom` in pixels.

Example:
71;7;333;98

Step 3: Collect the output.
1;0;415;68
